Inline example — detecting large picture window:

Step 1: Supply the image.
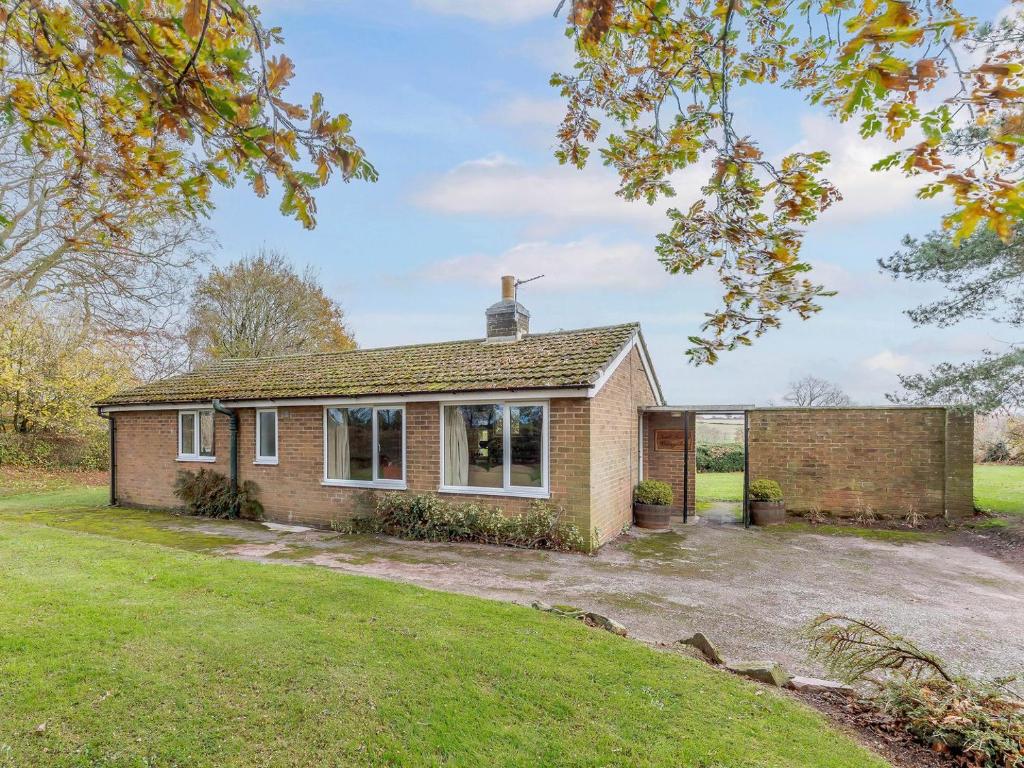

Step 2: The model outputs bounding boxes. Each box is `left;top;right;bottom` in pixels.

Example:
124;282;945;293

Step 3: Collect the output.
324;406;405;488
441;402;547;497
178;409;215;461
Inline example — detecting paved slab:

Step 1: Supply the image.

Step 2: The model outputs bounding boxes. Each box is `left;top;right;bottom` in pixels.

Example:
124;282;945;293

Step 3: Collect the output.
180;515;1023;681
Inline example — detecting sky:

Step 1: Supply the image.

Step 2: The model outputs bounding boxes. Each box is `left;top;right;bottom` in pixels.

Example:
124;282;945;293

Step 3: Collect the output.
205;0;1011;406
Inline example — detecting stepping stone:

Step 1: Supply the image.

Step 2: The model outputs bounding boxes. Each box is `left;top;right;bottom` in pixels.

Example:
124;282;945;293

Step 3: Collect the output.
678;632;724;664
584;612;628;637
785;676;854;694
725;661;792;687
262;522;312;533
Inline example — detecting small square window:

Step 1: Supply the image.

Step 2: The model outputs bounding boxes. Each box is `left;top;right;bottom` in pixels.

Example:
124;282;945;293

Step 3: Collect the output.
178;409;215;461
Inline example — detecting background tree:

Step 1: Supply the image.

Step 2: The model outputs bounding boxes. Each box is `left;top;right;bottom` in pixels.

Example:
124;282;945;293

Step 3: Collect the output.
554;1;1024;364
0;127;207;371
783;375;853;407
880;227;1024;413
0;301;136;467
186;249;356;361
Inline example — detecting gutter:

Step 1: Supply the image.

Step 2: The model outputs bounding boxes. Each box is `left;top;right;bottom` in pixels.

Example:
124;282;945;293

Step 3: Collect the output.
211;399;239;517
97;411;117;506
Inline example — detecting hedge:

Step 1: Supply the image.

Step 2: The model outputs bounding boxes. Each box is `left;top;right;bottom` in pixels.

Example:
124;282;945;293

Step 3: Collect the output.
696;443;744;472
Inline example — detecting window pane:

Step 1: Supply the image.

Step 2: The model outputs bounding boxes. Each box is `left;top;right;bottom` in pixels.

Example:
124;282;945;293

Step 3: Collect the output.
258;411;276;458
199;410;215;456
326;408;346;479
180;413;195;456
327;407;372;481
510;405;543;488
445;404;502;488
377;408;403;481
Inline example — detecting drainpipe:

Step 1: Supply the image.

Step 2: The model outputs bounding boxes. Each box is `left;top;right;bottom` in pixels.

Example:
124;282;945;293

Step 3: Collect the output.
211;399;239;517
98;410;117;506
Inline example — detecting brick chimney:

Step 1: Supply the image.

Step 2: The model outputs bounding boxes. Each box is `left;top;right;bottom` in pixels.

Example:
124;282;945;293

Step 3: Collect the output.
485;275;530;342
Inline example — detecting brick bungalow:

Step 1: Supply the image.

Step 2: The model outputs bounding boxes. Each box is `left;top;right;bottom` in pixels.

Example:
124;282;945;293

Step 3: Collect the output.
97;277;663;545
97;276;974;545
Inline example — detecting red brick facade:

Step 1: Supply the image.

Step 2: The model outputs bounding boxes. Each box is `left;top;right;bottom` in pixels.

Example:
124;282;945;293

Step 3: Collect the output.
589;347;658;543
746;407;973;520
641;411;696;514
111;347;656;545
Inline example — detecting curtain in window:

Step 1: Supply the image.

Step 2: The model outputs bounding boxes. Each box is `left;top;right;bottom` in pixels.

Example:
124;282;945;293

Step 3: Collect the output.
444;406;469;486
327;408;350;480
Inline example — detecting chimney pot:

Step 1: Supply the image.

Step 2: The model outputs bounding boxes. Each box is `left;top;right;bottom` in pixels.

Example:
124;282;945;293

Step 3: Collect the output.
501;275;515;302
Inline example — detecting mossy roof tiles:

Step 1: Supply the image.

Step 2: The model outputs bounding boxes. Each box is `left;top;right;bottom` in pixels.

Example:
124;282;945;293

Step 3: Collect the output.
100;323;640;406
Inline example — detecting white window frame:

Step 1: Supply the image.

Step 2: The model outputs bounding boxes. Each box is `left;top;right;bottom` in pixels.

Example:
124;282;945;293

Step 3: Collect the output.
438;400;550;499
322;405;407;490
254;408;279;465
177;409;216;462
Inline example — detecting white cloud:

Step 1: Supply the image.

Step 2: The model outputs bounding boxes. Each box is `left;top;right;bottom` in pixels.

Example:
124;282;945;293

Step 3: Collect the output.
414;154;689;232
422;238;666;291
412;0;552;23
485;96;565;128
863;350;923;375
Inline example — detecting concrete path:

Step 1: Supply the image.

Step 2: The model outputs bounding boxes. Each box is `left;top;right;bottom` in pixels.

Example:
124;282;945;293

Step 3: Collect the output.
182;514;1024;682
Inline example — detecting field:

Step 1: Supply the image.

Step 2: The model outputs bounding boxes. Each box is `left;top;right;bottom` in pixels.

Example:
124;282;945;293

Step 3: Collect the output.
0;482;886;768
696;470;744;501
974;464;1024;516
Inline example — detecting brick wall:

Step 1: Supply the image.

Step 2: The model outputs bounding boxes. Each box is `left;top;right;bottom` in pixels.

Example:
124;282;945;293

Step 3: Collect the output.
943;408;974;519
112;397;594;531
641;411;696;514
747;407;973;520
589;347;658;544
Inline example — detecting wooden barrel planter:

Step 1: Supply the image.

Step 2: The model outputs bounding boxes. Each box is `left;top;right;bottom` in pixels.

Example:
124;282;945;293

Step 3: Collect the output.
749;500;785;526
634;503;672;531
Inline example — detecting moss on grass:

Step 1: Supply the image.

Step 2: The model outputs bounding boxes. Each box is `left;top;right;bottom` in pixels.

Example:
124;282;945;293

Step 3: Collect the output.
622;531;689;561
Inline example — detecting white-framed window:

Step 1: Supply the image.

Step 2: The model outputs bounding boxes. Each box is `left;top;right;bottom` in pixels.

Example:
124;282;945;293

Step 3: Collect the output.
323;405;406;489
255;408;278;465
439;401;549;498
178;409;216;462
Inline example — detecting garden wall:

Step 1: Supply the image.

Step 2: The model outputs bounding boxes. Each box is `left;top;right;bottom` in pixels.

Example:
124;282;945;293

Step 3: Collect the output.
746;407;973;520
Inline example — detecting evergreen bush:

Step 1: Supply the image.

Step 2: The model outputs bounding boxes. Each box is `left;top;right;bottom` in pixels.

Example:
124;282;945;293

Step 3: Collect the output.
173;469;263;520
354;493;586;552
633;479;673;506
696;442;744;472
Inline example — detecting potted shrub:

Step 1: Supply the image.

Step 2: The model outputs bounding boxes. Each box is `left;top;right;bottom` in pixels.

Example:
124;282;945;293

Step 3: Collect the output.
748;479;785;525
633;480;674;530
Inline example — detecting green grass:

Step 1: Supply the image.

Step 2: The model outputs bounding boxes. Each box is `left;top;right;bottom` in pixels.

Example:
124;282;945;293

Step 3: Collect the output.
696;470;744;501
974;464;1024;516
0;491;886;767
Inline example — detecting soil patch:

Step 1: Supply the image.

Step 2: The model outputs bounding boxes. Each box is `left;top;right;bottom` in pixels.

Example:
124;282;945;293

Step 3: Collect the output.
791;689;954;768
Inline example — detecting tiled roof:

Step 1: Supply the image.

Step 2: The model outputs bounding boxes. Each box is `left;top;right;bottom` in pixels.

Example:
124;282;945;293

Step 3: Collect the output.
99;323;641;406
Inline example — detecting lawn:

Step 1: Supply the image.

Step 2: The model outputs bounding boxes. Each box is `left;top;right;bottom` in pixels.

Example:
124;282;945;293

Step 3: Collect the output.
0;486;886;768
974;463;1024;516
696;470;744;501
697;465;1024;518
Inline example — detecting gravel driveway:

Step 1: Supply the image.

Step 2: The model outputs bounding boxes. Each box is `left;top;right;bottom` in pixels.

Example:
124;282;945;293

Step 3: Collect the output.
208;517;1024;681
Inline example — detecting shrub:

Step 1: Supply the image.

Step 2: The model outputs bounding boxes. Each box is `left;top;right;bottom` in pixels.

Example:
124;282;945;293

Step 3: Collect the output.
355;493;586;552
807;615;1024;768
633;480;673;506
748;479;782;502
0;431;109;470
173;469;263;520
696;442;744;472
981;440;1014;464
